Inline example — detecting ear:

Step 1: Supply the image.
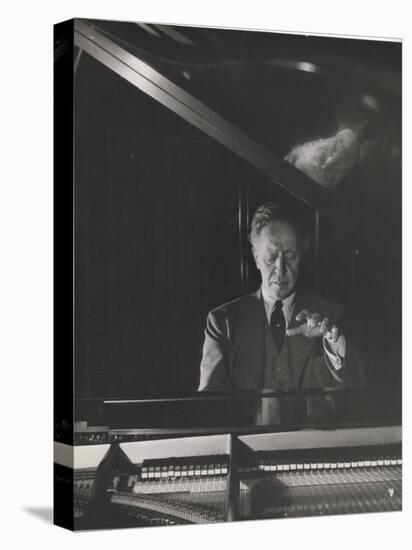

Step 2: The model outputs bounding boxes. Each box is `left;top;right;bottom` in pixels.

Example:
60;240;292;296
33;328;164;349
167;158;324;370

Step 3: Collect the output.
251;246;260;270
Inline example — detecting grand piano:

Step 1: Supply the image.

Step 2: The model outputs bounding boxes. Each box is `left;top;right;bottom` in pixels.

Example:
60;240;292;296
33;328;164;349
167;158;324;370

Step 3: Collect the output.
53;385;402;529
54;19;402;531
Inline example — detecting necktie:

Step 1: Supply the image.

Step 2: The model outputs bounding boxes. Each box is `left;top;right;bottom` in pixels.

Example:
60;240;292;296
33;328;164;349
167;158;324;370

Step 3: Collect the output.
270;300;286;352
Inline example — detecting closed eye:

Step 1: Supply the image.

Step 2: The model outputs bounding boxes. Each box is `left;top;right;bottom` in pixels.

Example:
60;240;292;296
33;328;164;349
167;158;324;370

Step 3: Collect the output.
264;252;296;265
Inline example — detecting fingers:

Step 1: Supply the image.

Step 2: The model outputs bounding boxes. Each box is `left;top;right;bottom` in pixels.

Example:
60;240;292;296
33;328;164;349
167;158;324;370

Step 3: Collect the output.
287;309;311;337
286;313;321;337
295;309;310;322
288;311;339;340
307;312;320;330
319;317;329;335
286;324;307;337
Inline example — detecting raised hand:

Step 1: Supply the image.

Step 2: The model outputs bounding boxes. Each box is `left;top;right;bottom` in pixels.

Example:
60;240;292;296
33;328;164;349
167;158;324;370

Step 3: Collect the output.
286;309;340;342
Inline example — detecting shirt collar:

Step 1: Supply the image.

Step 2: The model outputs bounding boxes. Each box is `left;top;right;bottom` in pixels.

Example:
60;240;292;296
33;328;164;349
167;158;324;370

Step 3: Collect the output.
261;286;296;324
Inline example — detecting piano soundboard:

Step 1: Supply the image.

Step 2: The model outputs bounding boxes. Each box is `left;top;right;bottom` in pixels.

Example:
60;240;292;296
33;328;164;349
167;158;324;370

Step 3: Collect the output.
236;426;401;519
66;425;401;528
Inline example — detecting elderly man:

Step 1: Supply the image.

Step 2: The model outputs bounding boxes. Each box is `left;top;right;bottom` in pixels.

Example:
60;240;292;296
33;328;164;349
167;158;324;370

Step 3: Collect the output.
198;202;364;391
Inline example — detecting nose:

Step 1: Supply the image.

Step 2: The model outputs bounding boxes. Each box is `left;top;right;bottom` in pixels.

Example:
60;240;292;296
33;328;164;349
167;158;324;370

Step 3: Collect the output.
274;253;286;274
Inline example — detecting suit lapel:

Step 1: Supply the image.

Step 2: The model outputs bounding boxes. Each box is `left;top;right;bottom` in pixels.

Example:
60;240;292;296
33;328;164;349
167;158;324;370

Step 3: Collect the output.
251;288;268;376
234;289;266;388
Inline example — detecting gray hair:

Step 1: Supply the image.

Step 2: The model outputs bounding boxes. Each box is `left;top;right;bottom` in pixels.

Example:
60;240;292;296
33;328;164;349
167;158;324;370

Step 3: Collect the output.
248;201;309;251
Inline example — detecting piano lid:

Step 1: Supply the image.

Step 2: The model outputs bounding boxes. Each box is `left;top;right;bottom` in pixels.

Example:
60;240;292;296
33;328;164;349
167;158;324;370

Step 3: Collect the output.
72;18;401;270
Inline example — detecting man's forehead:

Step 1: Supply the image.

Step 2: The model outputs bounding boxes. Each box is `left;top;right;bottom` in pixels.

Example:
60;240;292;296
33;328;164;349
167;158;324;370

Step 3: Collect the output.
259;221;299;245
263;240;298;251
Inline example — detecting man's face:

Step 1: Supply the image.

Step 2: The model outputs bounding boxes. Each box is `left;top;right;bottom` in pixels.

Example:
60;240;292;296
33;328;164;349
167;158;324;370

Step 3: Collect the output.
252;221;303;300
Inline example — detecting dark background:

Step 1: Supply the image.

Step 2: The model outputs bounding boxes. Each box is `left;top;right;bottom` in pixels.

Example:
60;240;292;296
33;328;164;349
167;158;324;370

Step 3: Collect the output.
73;23;401;397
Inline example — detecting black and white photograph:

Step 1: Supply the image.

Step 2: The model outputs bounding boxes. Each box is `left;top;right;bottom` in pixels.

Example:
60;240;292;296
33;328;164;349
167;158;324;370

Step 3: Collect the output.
2;1;409;548
54;16;402;531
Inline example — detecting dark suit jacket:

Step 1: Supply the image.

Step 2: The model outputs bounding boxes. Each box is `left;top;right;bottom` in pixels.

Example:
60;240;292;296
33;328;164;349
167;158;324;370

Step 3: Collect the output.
198;288;365;391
